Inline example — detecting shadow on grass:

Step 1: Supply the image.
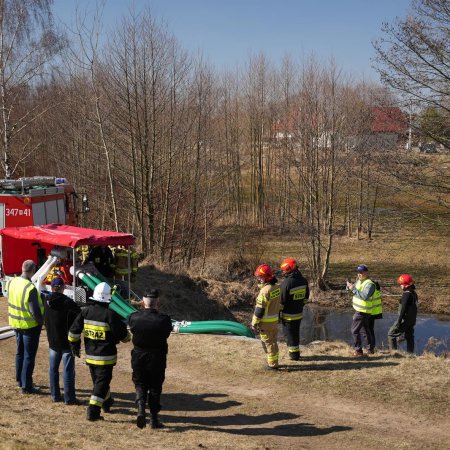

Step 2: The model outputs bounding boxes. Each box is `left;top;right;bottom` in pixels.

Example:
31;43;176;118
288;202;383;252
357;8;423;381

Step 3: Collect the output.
163;411;297;426
165;421;351;437
164;393;241;411
277;360;399;372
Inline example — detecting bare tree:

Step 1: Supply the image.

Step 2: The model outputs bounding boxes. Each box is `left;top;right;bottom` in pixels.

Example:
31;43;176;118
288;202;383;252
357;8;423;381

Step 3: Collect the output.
0;0;64;178
373;0;450;148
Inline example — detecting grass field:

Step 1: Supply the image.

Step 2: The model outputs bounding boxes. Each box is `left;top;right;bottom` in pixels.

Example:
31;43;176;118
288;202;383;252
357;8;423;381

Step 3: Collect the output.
0;297;449;449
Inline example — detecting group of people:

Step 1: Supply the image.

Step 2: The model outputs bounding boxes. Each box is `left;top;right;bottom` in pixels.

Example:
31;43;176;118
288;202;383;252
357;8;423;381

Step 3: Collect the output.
251;260;419;368
7;257;420;426
7;259;172;429
251;258;310;369
347;265;419;355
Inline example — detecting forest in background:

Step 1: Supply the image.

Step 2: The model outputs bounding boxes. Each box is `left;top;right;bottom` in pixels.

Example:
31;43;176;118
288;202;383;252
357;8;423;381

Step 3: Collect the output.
0;0;449;289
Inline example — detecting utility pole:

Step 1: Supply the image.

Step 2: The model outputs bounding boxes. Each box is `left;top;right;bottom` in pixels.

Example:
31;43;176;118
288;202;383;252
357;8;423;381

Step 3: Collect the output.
406;99;412;151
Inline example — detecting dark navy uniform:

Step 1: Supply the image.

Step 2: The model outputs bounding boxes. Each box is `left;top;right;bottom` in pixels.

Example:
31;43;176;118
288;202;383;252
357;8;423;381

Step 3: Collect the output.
128;308;172;420
69;302;129;420
280;269;310;360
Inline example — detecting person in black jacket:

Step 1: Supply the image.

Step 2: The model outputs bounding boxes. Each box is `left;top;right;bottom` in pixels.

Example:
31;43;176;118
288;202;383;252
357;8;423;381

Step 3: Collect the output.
87;246;114;278
68;282;130;421
388;274;418;353
128;289;172;429
44;277;81;404
279;258;310;361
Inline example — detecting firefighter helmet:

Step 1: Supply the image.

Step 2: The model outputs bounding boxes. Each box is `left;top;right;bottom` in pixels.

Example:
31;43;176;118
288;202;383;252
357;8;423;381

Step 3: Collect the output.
280;258;298;273
397;274;413;287
90;282;112;303
254;264;274;282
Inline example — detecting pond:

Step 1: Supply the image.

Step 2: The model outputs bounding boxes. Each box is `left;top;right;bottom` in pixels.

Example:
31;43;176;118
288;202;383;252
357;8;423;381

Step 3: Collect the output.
296;305;450;355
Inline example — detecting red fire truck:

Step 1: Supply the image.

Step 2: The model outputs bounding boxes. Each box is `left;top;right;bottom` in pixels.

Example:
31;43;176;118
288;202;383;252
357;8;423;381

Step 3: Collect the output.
0;176;84;228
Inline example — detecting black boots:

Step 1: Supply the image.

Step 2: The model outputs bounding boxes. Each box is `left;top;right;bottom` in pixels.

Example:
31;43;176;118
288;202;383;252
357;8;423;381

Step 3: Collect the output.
136;401;146;429
151;414;164;429
86;405;103;421
102;397;114;413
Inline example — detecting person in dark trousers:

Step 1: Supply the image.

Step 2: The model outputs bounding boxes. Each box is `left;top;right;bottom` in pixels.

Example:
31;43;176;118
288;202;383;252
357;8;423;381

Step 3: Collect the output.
128;289;172;429
347;264;376;356
279;258;310;361
87;246;115;278
69;282;130;421
388;274;418;353
44;277;81;404
7;260;44;394
362;281;383;354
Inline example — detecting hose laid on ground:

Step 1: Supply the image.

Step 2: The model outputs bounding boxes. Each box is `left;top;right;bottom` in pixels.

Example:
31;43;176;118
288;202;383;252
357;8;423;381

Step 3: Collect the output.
172;319;255;338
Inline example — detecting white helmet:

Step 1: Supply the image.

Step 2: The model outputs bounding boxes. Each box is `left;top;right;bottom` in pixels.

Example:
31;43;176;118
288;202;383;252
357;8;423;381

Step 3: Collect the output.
90;282;112;303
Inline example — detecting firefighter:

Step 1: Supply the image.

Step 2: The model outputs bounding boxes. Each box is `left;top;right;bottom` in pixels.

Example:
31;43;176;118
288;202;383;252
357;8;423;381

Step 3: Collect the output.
7;260;44;394
68;282;130;421
346;264;375;356
87;246;115;278
388;274;418;353
128;289;172;429
279;258;310;361
251;264;281;369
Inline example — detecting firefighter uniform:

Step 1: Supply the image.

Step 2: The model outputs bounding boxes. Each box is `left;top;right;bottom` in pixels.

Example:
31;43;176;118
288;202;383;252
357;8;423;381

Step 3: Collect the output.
252;282;282;368
68;301;129;421
128;307;172;428
280;269;310;361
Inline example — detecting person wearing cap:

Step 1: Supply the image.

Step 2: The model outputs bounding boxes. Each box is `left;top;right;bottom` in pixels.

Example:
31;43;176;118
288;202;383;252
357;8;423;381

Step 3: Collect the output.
68;282;130;421
388;274;418;353
279;258;310;361
128;289;172;429
6;260;44;394
44;277;81;403
346;264;376;356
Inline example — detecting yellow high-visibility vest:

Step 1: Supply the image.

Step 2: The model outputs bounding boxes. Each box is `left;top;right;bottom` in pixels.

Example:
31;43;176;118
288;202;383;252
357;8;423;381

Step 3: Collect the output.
352;279;374;314
7;277;43;329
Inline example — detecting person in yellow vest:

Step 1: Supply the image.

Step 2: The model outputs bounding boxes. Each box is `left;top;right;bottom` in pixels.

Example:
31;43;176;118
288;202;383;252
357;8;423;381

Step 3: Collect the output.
346;264;376;356
251;264;281;369
7;260;44;394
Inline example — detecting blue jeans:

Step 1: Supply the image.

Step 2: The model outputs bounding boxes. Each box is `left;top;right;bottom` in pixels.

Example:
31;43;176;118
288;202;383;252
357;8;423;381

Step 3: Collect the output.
15;326;41;392
49;348;76;403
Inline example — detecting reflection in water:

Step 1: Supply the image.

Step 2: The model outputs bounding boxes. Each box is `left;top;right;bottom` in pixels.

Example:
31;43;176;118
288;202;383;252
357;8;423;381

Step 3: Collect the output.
298;305;450;355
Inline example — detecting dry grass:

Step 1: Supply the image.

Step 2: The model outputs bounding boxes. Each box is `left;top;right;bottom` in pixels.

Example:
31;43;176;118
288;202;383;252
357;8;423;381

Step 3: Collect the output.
0;318;449;450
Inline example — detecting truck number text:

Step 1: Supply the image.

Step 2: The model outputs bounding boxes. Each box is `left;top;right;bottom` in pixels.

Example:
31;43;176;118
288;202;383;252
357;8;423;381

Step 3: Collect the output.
5;208;31;217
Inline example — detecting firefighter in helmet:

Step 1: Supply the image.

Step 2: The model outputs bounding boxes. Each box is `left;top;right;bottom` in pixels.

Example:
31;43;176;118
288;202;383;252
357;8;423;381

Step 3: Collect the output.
279;258;310;361
68;282;130;421
251;264;281;369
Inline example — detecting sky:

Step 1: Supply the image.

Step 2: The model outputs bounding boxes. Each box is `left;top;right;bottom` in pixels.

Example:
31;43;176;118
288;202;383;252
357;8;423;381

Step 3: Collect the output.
53;0;414;81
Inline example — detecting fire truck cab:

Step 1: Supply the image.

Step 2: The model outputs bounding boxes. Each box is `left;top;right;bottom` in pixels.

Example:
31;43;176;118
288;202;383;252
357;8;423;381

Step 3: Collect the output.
0;177;79;228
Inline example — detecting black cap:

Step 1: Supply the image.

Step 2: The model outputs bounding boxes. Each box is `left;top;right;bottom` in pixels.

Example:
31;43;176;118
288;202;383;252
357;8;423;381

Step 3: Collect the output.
144;289;159;298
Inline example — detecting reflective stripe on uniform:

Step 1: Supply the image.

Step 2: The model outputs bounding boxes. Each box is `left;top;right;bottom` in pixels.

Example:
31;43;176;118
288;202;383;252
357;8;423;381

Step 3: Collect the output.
289;285;307;300
84;319;110;330
85;354;117;365
68;332;81;342
260;314;279;323
288;346;300;353
280;312;303;320
89;395;105;406
267;352;279;363
8;313;37;322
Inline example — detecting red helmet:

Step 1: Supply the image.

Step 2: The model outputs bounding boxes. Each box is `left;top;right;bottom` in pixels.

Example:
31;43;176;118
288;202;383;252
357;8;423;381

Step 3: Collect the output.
397;274;413;287
280;258;298;273
254;264;274;282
